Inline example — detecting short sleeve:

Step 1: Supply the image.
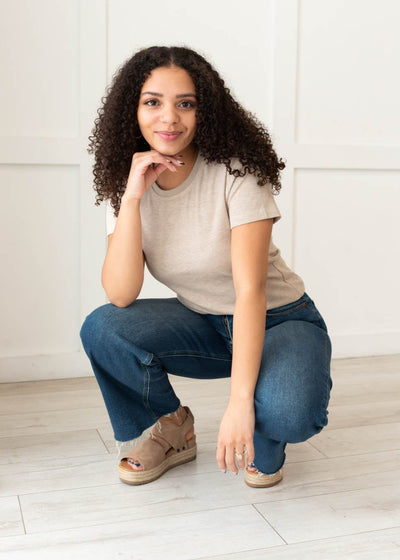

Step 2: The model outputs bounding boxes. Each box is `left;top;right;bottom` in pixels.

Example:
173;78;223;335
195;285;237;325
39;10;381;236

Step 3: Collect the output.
106;200;117;236
225;170;282;229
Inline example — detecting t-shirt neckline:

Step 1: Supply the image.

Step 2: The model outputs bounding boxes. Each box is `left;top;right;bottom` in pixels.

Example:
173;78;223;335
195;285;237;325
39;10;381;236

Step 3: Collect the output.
151;151;202;198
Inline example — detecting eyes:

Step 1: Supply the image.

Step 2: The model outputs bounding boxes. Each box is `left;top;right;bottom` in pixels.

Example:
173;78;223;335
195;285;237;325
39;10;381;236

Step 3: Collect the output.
143;99;196;110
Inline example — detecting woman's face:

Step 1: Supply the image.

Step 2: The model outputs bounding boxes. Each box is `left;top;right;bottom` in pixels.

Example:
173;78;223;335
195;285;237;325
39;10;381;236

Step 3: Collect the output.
137;66;197;157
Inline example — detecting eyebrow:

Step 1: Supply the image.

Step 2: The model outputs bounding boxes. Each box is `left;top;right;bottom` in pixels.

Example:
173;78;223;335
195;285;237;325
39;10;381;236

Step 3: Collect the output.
140;91;197;98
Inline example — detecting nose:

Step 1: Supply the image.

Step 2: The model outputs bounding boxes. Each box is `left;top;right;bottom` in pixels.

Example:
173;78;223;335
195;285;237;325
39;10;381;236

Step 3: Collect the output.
160;103;179;124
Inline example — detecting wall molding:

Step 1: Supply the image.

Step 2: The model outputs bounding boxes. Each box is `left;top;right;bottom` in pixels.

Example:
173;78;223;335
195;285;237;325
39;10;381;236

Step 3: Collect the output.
0;351;93;383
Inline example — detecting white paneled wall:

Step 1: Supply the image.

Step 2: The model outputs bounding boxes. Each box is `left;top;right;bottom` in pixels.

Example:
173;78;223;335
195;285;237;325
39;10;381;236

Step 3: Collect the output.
0;1;80;138
1;0;399;381
277;0;400;356
296;0;400;146
0;165;80;356
0;0;106;381
294;168;400;356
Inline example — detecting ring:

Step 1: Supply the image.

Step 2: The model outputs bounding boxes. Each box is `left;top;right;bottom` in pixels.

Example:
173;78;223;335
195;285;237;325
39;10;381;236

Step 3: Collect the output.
234;449;245;460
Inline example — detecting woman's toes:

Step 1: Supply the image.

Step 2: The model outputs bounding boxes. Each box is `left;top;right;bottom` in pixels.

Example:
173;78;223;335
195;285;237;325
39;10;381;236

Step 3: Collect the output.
127;459;143;471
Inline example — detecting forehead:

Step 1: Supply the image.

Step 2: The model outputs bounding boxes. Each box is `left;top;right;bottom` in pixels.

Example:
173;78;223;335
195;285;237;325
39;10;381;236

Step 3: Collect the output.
141;66;195;93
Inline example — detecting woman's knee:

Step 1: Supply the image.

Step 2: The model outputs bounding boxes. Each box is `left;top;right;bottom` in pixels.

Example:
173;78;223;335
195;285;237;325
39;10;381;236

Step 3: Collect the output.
80;303;117;353
255;395;330;444
282;411;328;443
80;301;157;361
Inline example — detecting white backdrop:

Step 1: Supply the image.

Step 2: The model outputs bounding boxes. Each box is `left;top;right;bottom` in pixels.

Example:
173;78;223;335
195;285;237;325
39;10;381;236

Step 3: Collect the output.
1;0;399;382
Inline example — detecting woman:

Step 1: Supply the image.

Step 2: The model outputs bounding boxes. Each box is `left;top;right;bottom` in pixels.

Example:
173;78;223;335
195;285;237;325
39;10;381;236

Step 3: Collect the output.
80;45;332;488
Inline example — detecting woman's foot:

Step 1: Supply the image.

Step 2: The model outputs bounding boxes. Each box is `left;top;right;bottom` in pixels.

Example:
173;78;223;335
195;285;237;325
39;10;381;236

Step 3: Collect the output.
127;406;194;471
244;462;284;488
118;405;197;485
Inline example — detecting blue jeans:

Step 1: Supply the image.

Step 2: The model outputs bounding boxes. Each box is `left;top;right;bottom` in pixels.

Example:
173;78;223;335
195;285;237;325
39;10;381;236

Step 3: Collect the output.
80;292;332;474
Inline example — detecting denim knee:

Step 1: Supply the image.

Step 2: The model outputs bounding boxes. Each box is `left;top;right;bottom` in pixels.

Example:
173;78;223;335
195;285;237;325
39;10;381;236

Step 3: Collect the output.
80;304;112;355
281;414;327;443
255;404;328;444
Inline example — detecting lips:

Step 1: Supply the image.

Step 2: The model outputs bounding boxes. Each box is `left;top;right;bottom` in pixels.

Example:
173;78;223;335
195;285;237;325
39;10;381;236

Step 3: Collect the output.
156;131;182;141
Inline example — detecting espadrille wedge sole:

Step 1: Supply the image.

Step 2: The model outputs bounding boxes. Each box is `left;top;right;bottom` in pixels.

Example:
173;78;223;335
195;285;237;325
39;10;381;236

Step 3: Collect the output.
244;465;284;488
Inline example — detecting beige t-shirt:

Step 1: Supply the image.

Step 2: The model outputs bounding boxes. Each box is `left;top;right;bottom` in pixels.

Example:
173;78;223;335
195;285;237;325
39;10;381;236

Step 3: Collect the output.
106;153;305;314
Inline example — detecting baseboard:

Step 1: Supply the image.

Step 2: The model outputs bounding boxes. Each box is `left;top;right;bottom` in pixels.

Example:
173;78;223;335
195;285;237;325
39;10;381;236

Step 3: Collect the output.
0;351;94;383
331;331;400;359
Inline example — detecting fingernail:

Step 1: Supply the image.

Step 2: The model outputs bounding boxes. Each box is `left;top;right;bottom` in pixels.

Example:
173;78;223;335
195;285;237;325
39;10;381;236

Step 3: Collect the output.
178;162;185;165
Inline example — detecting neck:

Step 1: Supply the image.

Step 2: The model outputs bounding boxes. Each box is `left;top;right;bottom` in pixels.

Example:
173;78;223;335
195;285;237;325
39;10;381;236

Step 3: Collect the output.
156;146;198;190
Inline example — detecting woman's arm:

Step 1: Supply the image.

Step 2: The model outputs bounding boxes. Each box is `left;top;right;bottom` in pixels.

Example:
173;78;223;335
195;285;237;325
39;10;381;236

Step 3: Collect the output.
102;198;145;307
216;218;273;473
230;291;267;400
102;151;182;307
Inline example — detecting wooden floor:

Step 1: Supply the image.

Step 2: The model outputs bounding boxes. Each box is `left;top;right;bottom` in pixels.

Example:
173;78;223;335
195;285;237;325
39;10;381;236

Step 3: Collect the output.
0;354;400;559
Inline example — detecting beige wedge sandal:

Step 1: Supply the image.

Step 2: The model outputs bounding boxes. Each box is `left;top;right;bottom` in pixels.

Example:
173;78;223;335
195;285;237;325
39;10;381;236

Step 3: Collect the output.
244;464;284;488
118;405;197;485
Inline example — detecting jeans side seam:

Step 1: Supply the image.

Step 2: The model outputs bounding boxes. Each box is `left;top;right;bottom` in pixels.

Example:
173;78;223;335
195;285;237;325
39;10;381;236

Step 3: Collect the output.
324;335;333;411
142;363;157;420
155;351;232;362
317;335;333;429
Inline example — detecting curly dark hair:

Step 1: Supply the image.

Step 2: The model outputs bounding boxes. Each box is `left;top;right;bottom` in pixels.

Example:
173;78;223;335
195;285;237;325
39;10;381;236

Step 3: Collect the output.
88;45;286;216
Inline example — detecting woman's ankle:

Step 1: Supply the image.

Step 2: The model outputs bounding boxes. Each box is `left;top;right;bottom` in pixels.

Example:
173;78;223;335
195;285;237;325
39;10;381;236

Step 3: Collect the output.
162;404;187;425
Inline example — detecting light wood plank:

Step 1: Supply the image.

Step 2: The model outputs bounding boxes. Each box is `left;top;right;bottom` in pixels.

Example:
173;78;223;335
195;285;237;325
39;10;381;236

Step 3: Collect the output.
0;496;24;538
0;388;103;415
0;430;108;465
0;505;284;559
0;408;110;438
310;422;400;457
255;484;400;543
326;400;400;430
199;526;400;560
0;455;116;498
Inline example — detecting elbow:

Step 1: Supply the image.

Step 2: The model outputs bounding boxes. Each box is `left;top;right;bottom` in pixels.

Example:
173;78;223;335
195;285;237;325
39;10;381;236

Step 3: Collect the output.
102;281;142;308
112;300;134;308
107;294;137;308
101;271;143;308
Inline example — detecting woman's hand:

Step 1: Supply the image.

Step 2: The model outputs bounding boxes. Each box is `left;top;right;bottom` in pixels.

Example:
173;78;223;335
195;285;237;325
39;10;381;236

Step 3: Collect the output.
216;398;255;474
122;150;183;202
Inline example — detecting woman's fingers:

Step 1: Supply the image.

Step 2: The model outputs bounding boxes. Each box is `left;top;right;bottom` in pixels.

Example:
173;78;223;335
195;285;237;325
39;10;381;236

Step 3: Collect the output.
132;150;182;173
216;443;227;472
234;449;246;471
123;150;185;201
216;443;239;474
161;154;185;167
245;441;255;467
225;445;238;474
217;442;255;474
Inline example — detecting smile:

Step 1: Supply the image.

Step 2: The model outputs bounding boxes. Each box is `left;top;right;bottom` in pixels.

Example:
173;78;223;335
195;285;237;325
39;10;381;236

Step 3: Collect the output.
156;132;182;141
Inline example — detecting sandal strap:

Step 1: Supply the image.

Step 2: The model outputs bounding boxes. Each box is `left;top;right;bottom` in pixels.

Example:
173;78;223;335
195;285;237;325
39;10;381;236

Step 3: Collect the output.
150;406;194;452
123;438;168;470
